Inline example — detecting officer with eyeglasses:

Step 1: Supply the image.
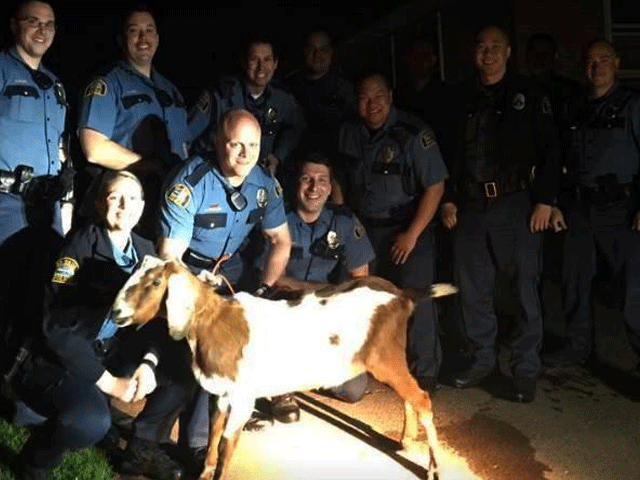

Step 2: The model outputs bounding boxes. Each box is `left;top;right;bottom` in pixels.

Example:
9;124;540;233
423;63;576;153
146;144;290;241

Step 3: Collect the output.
155;108;290;474
0;0;71;439
78;5;191;240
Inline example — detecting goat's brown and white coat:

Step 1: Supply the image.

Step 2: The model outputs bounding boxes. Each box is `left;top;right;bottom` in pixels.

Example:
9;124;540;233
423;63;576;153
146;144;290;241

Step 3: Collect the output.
113;258;454;480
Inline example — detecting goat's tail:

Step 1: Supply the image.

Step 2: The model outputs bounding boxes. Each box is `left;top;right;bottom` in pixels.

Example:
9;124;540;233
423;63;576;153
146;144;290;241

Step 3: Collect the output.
403;283;458;301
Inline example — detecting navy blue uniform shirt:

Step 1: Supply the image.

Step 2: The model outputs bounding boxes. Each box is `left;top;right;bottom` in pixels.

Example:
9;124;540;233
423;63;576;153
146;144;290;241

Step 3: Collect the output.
339;106;448;221
565;82;640;185
285;204;374;283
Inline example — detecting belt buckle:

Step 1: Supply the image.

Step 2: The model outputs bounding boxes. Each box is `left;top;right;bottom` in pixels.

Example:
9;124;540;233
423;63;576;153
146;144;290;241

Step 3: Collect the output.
484;181;498;198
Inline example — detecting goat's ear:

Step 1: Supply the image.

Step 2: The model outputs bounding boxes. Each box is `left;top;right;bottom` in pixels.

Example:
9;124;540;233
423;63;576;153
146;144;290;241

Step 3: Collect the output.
165;270;197;337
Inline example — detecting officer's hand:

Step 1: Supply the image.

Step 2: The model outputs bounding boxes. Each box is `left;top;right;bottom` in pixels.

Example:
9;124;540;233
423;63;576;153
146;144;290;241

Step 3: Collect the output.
266;154;280;175
96;371;138;403
550;207;567;232
529;203;552;233
131;363;157;401
197;269;224;288
391;230;418;265
440;202;458;229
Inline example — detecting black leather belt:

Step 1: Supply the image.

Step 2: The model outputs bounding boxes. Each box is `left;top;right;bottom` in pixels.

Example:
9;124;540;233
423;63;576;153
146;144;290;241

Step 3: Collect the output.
462;178;528;200
0;165;34;195
183;248;217;270
573;183;633;203
361;217;408;229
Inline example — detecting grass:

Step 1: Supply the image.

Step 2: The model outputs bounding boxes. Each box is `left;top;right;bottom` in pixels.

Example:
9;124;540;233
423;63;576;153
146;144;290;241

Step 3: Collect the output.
0;418;118;480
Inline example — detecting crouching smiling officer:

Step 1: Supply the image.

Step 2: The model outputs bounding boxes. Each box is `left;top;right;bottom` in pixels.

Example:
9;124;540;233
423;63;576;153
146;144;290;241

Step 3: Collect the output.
265;147;376;420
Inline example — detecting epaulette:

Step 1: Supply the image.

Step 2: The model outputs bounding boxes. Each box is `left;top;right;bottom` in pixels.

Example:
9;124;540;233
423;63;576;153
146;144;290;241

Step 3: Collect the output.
327;202;353;217
184;158;213;188
393;121;420;137
604;85;634;118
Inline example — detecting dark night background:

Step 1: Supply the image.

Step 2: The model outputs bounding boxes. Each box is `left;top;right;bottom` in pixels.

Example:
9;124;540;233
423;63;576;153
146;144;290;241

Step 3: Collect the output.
0;0;405;112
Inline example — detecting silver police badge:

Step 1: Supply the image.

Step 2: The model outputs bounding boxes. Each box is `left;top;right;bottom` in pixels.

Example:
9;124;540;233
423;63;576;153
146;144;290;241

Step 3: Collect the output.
326;230;339;249
512;93;526;111
256;188;268;207
266;107;277;122
381;146;395;163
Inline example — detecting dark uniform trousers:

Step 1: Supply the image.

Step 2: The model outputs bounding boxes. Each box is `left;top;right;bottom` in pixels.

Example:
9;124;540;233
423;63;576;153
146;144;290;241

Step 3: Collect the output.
454;191;543;378
11;325;195;469
562;194;640;358
364;221;440;379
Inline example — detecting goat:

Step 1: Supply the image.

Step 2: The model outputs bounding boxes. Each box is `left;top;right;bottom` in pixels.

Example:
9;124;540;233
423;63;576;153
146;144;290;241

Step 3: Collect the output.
112;258;456;480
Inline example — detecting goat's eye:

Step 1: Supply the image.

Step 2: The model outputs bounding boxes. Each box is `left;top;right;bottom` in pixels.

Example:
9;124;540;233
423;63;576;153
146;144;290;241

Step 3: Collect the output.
152;278;162;287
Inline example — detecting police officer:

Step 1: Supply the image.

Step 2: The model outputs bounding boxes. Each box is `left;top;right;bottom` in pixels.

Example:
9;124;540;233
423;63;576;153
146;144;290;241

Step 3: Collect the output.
11;171;186;480
0;0;70;414
156;109;291;471
188;35;304;178
269;148;375;417
338;72;448;393
286;31;355;143
440;26;560;402
78;5;191;239
547;40;640;373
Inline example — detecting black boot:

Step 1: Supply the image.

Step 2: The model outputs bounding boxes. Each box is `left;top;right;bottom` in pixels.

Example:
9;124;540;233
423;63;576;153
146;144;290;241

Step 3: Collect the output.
271;394;300;423
120;437;184;480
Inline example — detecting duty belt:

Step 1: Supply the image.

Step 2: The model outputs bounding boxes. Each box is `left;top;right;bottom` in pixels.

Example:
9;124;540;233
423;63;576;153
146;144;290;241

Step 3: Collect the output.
0;165;34;195
183;248;219;270
573;182;634;203
462;177;528;200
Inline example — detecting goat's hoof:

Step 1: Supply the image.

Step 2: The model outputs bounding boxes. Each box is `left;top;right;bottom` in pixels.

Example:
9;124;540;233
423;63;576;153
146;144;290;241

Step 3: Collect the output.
243;410;274;431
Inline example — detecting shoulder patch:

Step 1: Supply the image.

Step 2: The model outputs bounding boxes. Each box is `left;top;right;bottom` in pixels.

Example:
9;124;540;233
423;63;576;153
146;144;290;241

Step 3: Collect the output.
196;90;211;113
52;257;79;284
166;183;192;208
421;130;436;149
512;93;526;111
84;78;107;97
353;216;365;239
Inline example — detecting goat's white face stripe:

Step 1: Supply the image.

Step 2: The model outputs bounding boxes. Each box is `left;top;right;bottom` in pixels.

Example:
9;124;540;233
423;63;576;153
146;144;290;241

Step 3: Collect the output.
112;255;165;323
215;287;396;398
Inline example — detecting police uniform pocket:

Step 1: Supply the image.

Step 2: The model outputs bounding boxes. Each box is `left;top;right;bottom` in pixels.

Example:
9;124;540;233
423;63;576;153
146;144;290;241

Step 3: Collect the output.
2;85;40;122
193;212;227;241
247;207;266;224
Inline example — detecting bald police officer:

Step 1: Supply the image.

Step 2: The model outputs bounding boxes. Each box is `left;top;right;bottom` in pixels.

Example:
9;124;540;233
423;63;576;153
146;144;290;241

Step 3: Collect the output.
338;72;448;393
188;35;304;178
78;5;191;239
441;26;560;402
158;109;291;472
548;40;640;374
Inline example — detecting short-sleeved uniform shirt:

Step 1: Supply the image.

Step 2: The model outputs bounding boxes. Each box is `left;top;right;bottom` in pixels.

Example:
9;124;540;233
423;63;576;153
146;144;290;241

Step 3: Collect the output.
188;76;304;163
0;47;66;176
285;204;375;283
79;61;190;161
160;155;286;263
338;106;448;221
0;47;67;243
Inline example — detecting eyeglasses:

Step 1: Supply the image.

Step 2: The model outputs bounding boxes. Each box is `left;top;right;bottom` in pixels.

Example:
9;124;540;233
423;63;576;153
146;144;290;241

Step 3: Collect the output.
19;17;55;32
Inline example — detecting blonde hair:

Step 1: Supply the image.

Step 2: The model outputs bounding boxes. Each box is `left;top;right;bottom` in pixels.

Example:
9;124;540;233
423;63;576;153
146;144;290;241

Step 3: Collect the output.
97;170;144;201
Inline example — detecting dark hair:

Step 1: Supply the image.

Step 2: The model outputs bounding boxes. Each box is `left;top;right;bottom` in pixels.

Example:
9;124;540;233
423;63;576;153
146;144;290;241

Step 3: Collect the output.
292;138;334;183
241;33;278;63
118;3;159;41
303;30;334;49
526;33;557;54
354;71;392;95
